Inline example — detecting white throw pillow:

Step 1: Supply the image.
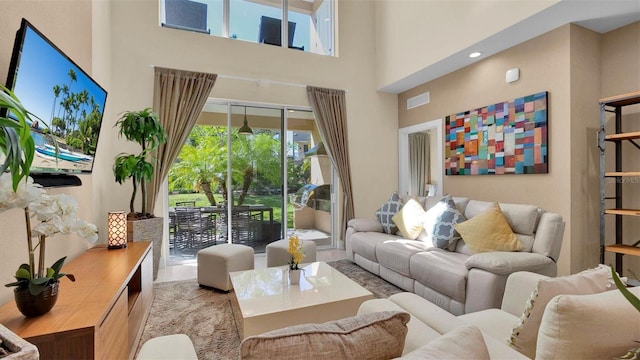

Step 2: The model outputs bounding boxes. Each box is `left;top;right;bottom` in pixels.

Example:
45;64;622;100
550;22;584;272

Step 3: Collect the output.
420;195;466;250
508;266;611;358
392;199;426;239
536;286;640;360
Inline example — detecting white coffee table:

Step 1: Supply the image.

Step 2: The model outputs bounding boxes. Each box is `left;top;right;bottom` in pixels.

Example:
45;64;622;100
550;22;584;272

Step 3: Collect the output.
229;261;374;339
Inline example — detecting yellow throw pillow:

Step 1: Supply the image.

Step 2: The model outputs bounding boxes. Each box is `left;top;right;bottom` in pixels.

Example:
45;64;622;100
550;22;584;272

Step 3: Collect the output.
392;199;426;239
454;202;521;253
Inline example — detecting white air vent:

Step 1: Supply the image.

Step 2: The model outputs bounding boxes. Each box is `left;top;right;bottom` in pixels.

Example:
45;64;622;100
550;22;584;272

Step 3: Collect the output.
407;92;430;110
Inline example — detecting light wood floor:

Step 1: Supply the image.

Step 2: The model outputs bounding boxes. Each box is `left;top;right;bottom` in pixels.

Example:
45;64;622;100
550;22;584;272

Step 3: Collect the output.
156;248;347;283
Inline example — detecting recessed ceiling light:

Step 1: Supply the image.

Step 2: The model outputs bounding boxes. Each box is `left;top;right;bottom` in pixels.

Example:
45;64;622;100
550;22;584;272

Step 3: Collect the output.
469;52;483;58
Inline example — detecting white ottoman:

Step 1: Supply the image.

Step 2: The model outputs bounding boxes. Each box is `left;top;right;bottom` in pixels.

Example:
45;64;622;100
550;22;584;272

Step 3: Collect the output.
137;334;197;360
197;244;254;291
266;239;317;267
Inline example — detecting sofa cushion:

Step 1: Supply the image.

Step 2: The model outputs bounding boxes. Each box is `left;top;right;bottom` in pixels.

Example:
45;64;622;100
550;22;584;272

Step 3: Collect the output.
376;239;434;276
388;292;466;334
392;199;426;240
347;218;383;233
376;192;403;234
240;311;410;360
464;200;540;236
421;195;466;250
451;196;469;214
410;249;469;303
454;239;473;255
454;203;521;254
350;231;399;263
536;286;640;360
399;194;429;209
458;308;520;344
398;325;490;360
508;265;610;358
515;234;535;253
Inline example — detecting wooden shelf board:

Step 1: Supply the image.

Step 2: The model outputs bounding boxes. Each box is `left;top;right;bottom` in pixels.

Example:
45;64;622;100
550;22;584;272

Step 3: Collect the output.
605;171;640;177
600;91;640;107
605;132;640;141
605;244;640;256
128;291;141;314
605;208;640;216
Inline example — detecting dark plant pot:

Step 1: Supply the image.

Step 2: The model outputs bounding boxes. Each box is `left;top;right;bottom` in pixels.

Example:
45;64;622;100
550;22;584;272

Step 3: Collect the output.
14;282;59;317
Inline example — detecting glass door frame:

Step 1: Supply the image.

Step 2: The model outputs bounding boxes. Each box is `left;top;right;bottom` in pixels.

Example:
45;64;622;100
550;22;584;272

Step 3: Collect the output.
163;98;338;266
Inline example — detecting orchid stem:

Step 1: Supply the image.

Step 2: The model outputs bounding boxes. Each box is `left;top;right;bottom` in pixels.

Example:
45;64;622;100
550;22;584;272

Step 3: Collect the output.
23;207;35;279
37;235;46;278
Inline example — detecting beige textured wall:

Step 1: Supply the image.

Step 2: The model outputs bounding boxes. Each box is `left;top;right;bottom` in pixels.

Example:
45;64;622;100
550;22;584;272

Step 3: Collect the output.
398;22;640;276
600;22;640;275
398;25;574;275
373;0;558;89
0;2;96;305
569;24;601;273
101;0;398;239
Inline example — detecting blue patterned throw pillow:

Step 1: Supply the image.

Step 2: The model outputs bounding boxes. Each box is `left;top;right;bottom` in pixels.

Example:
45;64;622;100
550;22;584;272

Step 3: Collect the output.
376;192;403;234
422;195;466;249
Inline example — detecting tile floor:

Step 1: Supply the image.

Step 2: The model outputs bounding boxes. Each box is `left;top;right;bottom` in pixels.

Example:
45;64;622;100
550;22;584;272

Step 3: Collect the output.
156;248;347;283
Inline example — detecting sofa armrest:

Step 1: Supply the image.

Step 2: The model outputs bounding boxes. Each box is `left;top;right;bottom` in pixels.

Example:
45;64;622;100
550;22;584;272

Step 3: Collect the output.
465;252;556;275
532;212;565;262
500;271;549;317
347;218;384;233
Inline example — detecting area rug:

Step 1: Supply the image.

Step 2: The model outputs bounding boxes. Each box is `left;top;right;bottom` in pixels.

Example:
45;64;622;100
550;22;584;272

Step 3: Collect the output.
137;260;403;359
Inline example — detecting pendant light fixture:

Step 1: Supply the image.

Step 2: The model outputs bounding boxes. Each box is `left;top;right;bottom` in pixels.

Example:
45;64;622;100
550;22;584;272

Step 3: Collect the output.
238;106;253;135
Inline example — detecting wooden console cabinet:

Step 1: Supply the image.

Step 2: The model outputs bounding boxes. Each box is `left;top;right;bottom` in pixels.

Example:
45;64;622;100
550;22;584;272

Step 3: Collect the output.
0;241;153;360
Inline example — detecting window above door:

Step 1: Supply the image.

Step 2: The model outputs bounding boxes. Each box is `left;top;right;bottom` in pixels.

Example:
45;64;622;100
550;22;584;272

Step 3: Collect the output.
160;0;335;56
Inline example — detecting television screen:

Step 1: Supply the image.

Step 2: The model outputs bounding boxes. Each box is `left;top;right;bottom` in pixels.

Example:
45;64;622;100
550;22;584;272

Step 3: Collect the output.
5;18;107;176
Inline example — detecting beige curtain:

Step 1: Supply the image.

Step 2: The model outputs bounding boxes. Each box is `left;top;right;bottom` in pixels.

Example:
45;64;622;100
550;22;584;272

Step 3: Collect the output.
146;67;218;213
306;86;354;240
409;132;430;196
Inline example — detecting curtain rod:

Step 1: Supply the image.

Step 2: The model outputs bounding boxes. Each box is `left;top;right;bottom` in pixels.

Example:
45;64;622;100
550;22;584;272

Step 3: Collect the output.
149;64;348;92
217;74;308;89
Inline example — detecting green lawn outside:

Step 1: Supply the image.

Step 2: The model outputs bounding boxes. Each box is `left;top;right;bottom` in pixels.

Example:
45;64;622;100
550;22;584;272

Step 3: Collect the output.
169;193;294;228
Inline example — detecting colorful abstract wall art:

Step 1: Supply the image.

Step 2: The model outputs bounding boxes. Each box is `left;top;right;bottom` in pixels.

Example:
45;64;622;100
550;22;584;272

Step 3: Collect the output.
445;91;548;175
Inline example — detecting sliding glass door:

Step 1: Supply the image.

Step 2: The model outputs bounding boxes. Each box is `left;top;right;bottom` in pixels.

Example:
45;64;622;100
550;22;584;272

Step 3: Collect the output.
167;101;335;264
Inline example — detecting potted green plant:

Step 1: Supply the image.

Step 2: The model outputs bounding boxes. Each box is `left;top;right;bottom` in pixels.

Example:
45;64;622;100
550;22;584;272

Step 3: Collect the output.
610;266;640;357
113;108;167;219
1;85;98;318
611;266;640;311
0;84;35;191
113;108;166;280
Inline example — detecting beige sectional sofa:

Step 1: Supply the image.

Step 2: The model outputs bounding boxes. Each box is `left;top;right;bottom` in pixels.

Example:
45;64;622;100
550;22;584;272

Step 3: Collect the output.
346;196;565;314
238;269;638;359
357;270;640;359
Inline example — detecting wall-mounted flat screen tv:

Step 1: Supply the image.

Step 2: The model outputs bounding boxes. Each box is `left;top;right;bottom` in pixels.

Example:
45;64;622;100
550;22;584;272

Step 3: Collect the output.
4;18;107;177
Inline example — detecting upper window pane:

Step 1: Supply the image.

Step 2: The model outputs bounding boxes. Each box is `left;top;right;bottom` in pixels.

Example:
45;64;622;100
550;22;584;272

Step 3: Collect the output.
300;0;333;55
162;0;223;36
161;0;334;56
229;0;281;43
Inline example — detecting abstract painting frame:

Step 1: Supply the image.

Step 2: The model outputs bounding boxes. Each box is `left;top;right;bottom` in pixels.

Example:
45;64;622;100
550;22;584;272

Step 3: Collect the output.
445;91;548;175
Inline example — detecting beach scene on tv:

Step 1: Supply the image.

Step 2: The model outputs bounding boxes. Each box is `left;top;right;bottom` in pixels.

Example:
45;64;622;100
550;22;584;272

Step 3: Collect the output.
11;25;107;173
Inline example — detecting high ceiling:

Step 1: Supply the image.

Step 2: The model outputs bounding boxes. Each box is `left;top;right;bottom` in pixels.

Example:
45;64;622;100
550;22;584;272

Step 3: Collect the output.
380;0;640;94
